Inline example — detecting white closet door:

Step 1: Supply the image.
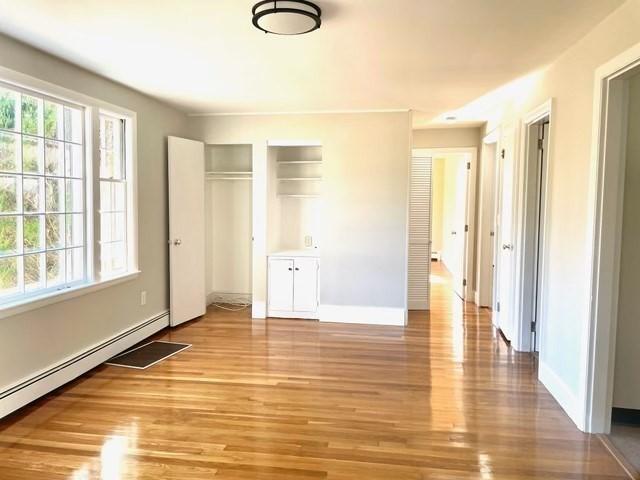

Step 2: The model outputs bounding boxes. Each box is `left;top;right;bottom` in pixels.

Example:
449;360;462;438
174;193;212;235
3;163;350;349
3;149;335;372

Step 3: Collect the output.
408;156;432;310
293;258;318;312
268;259;294;311
168;136;206;327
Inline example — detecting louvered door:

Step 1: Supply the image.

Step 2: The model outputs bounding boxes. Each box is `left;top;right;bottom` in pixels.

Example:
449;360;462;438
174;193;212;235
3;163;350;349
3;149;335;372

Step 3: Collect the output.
408;156;432;310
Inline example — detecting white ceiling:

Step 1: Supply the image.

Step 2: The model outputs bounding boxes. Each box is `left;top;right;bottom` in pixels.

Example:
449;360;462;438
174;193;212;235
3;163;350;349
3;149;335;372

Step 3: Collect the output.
0;0;624;127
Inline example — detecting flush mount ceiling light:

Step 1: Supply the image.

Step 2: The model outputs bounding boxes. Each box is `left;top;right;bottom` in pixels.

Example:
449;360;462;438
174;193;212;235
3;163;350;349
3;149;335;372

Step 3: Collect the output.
252;1;322;35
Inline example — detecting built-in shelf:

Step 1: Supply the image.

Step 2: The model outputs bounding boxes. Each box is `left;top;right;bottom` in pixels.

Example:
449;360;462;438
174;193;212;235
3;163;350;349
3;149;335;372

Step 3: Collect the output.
277;160;323;165
278;177;322;181
206;171;253;181
278;194;320;198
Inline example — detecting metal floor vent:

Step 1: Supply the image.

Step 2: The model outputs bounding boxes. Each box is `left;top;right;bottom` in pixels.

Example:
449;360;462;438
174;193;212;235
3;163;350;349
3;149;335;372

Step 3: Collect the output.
105;341;191;369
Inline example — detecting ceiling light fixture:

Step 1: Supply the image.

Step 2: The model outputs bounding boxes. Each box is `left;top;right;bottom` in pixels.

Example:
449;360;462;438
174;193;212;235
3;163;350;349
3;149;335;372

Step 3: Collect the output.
252;1;322;35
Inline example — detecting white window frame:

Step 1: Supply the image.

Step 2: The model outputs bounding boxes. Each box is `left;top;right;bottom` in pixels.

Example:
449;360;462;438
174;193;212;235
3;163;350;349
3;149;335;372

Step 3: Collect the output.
0;66;139;320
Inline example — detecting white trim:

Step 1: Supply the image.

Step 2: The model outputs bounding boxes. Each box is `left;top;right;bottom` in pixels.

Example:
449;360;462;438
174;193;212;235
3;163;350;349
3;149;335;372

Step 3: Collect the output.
0;310;169;419
539;359;584;430
511;99;554;352
105;341;191;370
584;40;640;433
266;139;322;147
268;309;319;320
0;271;140;320
0;64;140;311
319;304;406;326
188;109;410;117
252;300;266;319
411;147;478;301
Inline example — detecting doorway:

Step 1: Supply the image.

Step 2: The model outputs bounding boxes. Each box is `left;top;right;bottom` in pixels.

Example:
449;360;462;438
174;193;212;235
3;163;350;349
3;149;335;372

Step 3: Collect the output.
585;41;640;439
520;108;551;353
476;131;498;309
409;147;476;309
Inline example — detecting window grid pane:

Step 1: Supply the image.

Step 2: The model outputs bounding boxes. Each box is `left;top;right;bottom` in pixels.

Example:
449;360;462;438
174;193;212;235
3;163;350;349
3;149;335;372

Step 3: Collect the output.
0;83;85;303
99;115;127;277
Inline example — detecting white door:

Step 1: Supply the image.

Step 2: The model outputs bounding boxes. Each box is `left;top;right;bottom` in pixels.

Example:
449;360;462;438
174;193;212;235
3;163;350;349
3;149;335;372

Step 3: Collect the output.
268;259;294;311
495;129;517;340
450;159;468;298
408;156;432;310
293;258;319;312
168;136;206;327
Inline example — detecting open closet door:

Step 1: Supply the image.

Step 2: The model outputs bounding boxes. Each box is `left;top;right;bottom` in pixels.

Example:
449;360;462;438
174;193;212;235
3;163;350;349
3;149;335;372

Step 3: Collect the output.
408;156;432;310
168;136;206;327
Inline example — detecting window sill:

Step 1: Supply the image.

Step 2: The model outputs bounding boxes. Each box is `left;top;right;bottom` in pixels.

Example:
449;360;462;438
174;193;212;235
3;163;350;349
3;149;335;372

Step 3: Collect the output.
0;270;141;320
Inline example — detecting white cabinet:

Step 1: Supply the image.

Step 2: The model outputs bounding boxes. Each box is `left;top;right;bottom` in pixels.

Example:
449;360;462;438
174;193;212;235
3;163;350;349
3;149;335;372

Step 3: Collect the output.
268;259;294;311
268;254;319;319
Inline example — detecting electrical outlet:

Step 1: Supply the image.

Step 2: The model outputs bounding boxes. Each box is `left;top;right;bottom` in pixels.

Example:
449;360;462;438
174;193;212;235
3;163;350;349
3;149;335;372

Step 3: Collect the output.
140;291;147;306
304;235;313;247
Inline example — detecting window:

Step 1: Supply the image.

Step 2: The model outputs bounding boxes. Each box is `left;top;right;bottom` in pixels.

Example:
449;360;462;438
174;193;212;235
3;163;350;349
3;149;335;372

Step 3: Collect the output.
99;115;128;277
0;84;85;302
0;79;136;309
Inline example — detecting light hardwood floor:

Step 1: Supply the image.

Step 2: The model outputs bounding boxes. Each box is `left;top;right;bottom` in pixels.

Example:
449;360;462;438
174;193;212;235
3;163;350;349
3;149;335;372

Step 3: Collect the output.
0;263;627;479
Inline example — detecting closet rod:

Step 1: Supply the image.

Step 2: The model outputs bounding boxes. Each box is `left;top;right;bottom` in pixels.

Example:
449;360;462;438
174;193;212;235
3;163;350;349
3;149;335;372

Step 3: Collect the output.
206;177;252;181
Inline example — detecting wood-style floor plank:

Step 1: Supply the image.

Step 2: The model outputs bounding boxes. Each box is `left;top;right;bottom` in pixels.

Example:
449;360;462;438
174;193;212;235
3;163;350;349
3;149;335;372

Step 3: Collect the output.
0;264;627;479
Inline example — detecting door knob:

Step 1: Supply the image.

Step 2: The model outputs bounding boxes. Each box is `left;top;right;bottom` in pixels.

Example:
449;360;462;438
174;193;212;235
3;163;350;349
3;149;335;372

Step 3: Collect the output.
173;238;182;246
502;243;513;250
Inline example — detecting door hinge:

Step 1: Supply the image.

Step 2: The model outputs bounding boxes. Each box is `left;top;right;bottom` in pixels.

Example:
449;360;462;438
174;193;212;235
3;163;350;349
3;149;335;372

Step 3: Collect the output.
463;279;467;287
501;149;505;159
467;162;471;170
464;224;469;232
537;138;543;150
496;301;501;312
530;321;536;333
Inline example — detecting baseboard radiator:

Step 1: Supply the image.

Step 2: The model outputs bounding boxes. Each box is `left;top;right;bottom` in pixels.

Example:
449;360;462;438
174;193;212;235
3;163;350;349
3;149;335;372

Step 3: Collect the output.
0;311;169;419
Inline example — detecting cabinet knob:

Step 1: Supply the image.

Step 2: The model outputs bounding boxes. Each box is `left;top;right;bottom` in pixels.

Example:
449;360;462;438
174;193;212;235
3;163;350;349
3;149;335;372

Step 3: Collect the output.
295;267;300;271
288;267;293;271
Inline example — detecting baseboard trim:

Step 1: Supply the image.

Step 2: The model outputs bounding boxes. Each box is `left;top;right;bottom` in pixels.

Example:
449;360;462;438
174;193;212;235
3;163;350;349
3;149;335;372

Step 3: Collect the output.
0;310;169;419
539;359;584;431
252;300;266;319
319;304;406;326
206;291;251;305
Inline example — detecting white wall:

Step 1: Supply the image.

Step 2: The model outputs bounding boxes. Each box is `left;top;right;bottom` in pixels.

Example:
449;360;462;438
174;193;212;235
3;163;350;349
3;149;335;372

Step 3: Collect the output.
413;127;481;149
0;34;188;391
205;180;252;300
188;112;412;319
474;0;640;428
613;71;640;410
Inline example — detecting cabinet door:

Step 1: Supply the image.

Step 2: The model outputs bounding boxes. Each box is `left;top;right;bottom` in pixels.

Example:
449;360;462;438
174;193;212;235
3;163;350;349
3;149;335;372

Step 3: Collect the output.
293;258;319;312
268;259;294;311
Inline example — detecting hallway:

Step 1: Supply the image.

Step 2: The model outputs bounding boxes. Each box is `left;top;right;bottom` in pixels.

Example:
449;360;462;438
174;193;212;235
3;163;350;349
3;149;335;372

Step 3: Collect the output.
0;265;626;479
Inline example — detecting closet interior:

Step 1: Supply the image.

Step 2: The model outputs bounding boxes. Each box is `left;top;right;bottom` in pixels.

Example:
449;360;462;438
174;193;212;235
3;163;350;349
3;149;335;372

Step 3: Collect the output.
204;144;253;306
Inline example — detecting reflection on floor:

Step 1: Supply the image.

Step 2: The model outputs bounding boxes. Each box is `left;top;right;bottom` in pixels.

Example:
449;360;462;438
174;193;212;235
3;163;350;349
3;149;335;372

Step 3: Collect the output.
609;422;640;477
0;262;627;478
